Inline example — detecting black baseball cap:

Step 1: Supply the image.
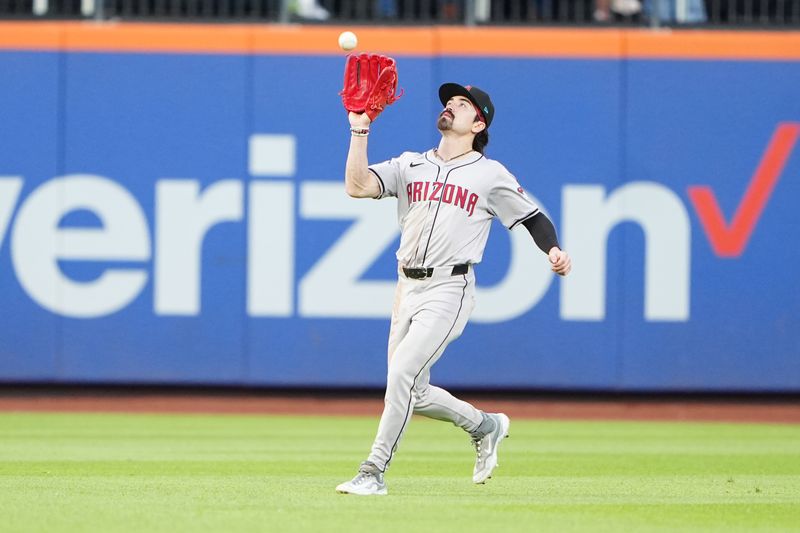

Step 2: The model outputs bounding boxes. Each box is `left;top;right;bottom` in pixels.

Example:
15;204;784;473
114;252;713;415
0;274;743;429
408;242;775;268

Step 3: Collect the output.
439;83;494;128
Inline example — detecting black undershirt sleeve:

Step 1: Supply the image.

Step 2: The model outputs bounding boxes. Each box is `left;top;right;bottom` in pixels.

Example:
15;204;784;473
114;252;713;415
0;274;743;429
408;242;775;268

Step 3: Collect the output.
522;212;560;254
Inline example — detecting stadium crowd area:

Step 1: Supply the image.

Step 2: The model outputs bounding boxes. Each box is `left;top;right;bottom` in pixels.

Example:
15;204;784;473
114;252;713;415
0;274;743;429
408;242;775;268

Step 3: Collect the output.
0;0;797;27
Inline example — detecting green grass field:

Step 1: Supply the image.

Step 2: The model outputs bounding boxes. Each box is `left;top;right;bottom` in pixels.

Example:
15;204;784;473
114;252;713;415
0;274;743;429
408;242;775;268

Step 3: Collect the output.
1;412;798;532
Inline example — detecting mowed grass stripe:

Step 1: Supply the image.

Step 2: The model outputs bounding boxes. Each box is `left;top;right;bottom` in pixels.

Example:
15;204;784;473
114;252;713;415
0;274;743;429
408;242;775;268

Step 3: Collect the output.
0;413;798;532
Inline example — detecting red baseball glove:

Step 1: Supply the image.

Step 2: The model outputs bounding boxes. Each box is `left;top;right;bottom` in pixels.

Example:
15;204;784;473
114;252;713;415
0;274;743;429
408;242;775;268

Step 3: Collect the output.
339;53;402;121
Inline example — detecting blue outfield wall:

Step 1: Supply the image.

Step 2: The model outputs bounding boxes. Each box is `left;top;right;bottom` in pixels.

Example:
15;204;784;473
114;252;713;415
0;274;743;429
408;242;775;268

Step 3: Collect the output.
0;47;799;391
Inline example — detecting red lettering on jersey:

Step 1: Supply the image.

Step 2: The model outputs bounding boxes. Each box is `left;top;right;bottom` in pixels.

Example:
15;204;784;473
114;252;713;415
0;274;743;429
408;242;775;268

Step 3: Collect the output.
408;181;480;216
413;181;423;202
430;182;443;201
443;183;455;204
454;186;468;209
466;193;478;216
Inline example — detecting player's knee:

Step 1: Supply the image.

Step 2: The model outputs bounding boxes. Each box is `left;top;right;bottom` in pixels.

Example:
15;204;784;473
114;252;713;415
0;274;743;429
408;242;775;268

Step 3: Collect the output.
412;384;430;403
385;365;414;391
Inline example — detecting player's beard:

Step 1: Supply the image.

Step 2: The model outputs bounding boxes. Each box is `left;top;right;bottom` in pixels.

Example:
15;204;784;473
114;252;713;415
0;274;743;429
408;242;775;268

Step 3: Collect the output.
437;112;453;131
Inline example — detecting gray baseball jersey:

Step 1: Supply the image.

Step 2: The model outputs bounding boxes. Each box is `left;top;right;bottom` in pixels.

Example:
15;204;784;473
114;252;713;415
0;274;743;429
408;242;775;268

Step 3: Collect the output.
369;149;539;267
346;147;532;478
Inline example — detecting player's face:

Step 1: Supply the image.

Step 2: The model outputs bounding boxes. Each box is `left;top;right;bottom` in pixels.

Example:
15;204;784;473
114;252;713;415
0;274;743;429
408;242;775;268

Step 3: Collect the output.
438;96;486;135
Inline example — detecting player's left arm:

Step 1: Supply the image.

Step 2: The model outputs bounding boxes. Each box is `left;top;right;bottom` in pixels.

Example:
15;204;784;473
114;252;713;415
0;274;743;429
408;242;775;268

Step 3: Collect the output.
487;164;571;277
522;213;571;276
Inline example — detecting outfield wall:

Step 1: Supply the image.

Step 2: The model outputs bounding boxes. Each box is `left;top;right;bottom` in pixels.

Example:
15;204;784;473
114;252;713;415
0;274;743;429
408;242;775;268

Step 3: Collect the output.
1;24;799;391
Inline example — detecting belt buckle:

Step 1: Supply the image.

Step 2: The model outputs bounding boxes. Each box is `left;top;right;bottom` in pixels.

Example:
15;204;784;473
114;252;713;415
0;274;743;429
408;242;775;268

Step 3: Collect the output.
403;267;429;280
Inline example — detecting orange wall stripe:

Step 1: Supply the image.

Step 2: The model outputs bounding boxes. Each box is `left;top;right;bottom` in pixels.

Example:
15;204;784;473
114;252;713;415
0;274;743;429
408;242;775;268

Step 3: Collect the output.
251;26;439;55
0;22;799;60
63;22;251;53
0;22;63;49
434;27;625;58
627;29;800;61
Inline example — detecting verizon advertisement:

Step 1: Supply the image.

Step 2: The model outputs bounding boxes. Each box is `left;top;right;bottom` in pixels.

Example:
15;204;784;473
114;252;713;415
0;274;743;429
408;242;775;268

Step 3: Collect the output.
0;48;798;391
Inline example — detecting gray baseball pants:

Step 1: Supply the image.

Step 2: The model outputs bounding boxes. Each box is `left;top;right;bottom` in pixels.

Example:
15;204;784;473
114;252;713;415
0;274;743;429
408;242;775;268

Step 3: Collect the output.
366;266;484;472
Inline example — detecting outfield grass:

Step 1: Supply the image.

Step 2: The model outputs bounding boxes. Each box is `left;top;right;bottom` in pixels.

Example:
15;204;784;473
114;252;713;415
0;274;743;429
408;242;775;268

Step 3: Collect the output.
0;412;798;532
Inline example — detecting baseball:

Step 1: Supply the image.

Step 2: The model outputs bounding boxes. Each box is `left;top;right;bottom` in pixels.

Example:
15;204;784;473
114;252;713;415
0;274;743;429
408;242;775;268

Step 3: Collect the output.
338;31;358;52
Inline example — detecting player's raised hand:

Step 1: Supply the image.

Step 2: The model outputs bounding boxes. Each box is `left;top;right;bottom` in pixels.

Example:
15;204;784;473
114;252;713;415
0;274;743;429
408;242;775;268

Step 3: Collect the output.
349;112;371;129
548;247;571;276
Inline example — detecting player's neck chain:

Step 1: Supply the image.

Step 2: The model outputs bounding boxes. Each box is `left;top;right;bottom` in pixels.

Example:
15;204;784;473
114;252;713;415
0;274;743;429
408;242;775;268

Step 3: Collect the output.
434;148;474;163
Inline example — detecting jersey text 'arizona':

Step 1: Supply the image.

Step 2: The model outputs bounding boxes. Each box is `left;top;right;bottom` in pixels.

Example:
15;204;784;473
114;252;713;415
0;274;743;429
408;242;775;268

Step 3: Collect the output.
406;181;479;216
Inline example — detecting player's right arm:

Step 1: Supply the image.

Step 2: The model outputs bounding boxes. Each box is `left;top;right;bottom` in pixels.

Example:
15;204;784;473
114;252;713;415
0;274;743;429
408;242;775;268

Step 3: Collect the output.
345;112;382;199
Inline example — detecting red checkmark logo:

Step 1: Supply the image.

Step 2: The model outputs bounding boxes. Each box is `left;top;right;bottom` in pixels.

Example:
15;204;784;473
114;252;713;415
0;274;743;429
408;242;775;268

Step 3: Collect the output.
688;123;800;258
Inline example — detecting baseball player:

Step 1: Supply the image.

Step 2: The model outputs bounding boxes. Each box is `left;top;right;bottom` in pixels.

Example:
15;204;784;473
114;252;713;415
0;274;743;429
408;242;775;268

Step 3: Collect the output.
336;83;571;496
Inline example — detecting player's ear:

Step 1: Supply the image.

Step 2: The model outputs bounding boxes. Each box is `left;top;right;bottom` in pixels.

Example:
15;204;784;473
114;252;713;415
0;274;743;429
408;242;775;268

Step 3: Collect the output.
471;120;486;134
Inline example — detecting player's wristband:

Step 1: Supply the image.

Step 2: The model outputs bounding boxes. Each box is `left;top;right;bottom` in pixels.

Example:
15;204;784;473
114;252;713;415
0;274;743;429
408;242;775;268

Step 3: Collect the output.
350;127;370;137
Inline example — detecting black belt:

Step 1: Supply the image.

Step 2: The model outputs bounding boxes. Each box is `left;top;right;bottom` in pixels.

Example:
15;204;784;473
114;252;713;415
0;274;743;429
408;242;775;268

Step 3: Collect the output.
402;264;469;280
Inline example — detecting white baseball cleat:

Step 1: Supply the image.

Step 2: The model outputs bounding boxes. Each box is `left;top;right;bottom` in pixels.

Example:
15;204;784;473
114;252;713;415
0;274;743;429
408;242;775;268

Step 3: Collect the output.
336;462;388;496
472;413;510;484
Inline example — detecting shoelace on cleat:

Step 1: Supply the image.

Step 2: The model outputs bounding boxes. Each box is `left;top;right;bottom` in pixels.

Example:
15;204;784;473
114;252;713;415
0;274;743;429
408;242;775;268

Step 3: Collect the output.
353;468;381;486
472;437;485;460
